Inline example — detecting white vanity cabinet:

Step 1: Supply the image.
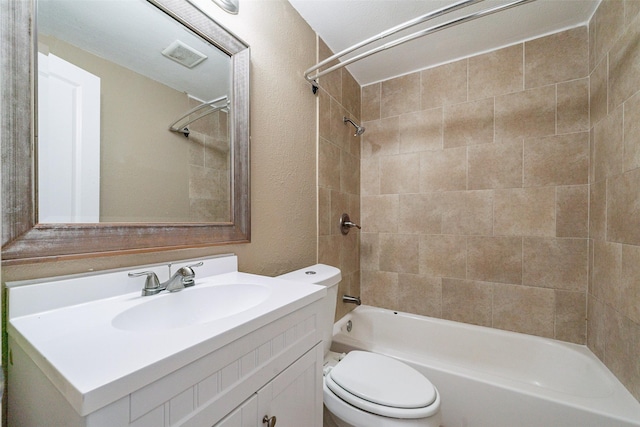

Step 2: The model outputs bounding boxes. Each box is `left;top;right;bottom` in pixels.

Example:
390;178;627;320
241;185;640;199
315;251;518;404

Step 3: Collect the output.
7;256;326;427
216;343;323;427
8;299;324;427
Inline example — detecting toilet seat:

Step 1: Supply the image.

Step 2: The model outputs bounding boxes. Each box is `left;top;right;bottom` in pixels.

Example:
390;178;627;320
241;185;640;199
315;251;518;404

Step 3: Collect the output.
325;351;439;419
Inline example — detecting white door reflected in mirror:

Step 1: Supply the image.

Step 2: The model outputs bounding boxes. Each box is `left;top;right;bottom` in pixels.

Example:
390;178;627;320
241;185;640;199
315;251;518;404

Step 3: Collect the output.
38;52;101;223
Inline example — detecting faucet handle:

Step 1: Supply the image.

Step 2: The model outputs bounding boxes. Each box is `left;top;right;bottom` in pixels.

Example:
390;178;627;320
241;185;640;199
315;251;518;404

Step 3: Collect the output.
181;261;204;287
128;271;161;296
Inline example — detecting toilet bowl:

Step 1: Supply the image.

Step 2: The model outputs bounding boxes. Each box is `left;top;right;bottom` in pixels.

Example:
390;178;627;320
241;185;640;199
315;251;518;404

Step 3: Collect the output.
278;265;442;427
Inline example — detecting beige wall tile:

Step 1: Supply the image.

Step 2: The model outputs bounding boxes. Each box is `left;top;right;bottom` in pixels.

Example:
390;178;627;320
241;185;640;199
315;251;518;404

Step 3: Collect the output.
442;278;493;327
467;141;522;190
589;239;595;296
587;296;607;360
336;276;351;320
590;57;608;127
361;156;380;196
329;97;352;152
421;59;467;109
360;232;379;271
555;290;587;344
621;244;640;324
523;132;589;187
493;283;555;338
379;233;419;274
420;147;467;192
592;240;622;304
594;0;625;64
623;89;640;171
556;185;589;238
557;78;590;133
399;193;442;234
381;72;421;118
468;140;523;190
419;234;467;279
525;27;588;89
189;166;216;199
362;116;399;158
318;89;331;142
398;274;442;317
609;13;640;111
469;44;523;100
467;236;522;284
318;138;341;191
361;194;399;233
362;83;381;122
626;0;640;26
330;190;349;235
604;307;640;400
361;270;399;310
319;234;341;268
443;97;494;148
380;153;420;194
441;190;493;235
318;186;331;236
342;229;359;275
341;151;360;195
318;38;342;103
589;128;596;184
607;168;640;245
493;187;556;237
342;69;361;118
589;13;597;72
522;237;588;291
400;108;443;153
495;85;556;141
590;180;607;240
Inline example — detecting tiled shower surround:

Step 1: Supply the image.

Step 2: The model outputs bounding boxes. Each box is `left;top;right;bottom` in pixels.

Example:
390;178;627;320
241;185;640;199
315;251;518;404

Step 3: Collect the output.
317;40;362;321
587;0;640;401
360;26;590;343
356;0;640;400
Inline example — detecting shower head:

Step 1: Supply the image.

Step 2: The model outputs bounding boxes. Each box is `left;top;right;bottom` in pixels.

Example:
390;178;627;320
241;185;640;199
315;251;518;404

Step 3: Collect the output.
343;117;365;136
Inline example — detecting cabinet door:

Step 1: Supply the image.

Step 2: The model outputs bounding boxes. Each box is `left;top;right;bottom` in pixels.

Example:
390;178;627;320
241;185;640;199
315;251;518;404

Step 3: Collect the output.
215;395;258;427
257;344;323;427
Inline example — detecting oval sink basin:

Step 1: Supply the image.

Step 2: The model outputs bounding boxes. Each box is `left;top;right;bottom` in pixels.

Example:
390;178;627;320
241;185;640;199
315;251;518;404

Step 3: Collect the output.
112;284;271;331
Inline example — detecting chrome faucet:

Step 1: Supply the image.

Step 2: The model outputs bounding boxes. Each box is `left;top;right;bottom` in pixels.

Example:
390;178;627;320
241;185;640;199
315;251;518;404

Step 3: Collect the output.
129;261;203;296
342;295;361;305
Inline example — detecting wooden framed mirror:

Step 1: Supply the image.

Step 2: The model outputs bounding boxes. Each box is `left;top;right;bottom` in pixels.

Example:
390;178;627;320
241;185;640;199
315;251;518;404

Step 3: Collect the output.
1;0;250;264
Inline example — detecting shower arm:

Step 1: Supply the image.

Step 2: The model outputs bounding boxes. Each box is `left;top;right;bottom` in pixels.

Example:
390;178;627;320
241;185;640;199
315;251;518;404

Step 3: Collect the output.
343;117;365;136
304;0;536;93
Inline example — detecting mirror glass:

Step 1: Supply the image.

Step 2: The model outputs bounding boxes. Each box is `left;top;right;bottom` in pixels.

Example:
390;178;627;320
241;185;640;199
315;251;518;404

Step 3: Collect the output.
37;0;232;223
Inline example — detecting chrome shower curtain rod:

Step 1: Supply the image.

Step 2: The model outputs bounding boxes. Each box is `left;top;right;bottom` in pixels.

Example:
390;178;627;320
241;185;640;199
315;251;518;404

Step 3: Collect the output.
304;0;536;94
169;95;229;137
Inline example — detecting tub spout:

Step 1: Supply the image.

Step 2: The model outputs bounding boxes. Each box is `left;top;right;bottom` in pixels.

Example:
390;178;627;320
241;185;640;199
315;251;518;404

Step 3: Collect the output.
343;295;361;305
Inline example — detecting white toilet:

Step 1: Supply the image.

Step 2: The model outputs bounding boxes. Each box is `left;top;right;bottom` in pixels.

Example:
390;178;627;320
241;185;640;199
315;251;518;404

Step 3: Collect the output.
278;265;442;427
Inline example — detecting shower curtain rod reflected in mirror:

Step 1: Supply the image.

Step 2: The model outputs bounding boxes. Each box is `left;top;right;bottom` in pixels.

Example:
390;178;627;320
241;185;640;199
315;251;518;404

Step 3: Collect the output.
169;95;229;137
304;0;536;94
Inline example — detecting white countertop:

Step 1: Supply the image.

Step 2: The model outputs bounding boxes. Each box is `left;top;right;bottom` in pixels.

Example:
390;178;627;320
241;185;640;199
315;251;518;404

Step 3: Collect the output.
7;256;326;416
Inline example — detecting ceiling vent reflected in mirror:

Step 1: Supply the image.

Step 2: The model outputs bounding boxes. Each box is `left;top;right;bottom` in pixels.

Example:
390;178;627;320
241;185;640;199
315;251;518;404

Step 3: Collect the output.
162;40;208;68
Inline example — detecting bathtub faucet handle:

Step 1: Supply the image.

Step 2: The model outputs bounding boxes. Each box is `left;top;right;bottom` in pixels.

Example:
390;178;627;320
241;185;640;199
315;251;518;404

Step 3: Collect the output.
343;295;361;305
340;213;361;235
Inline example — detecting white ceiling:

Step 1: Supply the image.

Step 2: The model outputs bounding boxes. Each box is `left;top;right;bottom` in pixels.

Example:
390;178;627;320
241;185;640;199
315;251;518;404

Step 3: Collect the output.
288;0;600;86
38;0;231;102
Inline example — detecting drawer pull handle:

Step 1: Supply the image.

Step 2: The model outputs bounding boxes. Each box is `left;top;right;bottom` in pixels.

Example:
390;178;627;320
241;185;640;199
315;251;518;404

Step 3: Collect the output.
262;415;277;427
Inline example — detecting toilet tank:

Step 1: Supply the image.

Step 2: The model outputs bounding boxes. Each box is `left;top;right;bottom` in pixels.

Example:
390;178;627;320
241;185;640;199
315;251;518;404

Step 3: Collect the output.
277;264;341;355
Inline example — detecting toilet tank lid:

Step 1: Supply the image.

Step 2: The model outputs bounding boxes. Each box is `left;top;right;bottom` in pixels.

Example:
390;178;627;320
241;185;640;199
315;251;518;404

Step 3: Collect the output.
277;264;341;287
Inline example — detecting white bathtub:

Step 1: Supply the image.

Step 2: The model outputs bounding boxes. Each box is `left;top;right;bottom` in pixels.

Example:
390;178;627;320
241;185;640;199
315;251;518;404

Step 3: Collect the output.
330;306;640;427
